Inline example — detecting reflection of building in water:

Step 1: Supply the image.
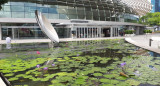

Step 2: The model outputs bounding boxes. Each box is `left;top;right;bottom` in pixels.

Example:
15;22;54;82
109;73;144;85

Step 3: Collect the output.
0;0;151;41
0;45;2;51
149;52;160;57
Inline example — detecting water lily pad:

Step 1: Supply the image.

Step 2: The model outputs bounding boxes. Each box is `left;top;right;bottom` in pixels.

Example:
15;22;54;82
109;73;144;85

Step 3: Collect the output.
104;74;118;79
93;73;103;76
100;78;111;83
125;79;140;86
8;77;19;81
115;76;127;80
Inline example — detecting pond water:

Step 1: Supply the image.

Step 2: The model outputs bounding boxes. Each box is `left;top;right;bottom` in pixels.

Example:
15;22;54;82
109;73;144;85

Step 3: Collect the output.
0;39;160;86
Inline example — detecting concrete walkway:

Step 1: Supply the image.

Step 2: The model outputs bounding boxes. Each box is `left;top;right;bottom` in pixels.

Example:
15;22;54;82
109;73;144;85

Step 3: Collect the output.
0;37;125;44
125;33;160;54
1;34;160;54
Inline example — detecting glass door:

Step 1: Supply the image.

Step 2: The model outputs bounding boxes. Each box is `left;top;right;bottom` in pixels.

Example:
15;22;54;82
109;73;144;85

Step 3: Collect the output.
2;28;12;40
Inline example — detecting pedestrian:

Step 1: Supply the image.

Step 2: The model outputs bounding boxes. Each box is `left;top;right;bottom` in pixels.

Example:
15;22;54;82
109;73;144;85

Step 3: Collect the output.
6;35;11;49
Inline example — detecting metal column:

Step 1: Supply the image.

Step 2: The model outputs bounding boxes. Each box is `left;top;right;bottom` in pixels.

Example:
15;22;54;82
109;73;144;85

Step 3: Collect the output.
87;28;88;38
78;28;80;38
92;28;93;38
0;24;1;40
84;28;85;38
110;27;113;37
12;28;14;39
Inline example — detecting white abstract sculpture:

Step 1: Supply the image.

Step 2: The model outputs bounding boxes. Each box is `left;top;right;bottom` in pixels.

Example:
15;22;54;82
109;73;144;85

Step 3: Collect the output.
35;10;59;43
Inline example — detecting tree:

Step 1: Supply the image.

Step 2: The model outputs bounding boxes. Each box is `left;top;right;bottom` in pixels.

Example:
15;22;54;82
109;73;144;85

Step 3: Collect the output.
139;12;160;26
0;0;8;10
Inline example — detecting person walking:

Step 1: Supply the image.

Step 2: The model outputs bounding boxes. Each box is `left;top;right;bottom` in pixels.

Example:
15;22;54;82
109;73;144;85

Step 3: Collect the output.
6;35;11;49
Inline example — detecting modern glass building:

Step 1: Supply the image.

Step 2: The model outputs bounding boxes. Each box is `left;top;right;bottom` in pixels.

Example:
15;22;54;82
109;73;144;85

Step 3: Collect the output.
0;0;151;40
151;0;160;13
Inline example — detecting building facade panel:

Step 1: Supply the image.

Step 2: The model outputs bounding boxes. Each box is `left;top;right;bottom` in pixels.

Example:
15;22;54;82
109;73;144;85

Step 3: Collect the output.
0;0;141;22
0;0;150;40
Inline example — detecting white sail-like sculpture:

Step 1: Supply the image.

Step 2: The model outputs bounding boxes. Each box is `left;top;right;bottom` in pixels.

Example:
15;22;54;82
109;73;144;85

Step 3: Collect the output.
35;10;59;43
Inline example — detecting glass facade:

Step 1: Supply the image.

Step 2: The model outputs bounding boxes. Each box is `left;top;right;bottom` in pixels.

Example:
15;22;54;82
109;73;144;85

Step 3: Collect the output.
1;23;72;40
0;0;137;22
0;0;145;40
151;0;160;12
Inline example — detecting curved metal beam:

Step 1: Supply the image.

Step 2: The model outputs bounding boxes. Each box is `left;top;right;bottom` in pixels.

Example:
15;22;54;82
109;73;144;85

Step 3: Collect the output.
35;10;59;43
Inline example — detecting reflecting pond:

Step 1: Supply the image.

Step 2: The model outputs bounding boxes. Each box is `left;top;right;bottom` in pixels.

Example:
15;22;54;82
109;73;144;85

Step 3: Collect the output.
0;39;160;86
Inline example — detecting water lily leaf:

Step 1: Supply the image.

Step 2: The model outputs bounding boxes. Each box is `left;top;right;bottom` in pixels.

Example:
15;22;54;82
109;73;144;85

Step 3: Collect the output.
93;73;103;76
100;78;111;83
8;77;19;81
125;79;140;86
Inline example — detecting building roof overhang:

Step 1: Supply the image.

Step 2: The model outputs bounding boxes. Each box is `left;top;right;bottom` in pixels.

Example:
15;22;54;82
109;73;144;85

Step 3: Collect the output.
0;18;145;27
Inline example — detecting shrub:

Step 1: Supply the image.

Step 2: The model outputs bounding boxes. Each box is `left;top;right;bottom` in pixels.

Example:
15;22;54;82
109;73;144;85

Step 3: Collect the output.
143;30;152;33
124;30;134;34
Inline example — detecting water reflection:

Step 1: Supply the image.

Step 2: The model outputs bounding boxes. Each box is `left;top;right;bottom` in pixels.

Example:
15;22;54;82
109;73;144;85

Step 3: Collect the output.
149;52;160;57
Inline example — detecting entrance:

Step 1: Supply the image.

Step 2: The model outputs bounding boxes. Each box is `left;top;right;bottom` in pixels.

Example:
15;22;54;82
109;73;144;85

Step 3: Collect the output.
1;26;47;40
2;28;12;40
103;28;110;37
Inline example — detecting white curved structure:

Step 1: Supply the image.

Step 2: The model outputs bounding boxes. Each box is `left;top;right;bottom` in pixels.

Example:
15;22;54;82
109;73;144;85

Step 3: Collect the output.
120;0;152;16
35;10;59;43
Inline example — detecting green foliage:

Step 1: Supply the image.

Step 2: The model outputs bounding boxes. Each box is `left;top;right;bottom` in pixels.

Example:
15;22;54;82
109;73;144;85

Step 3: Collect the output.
124;30;134;34
93;73;103;76
0;0;8;10
143;30;152;33
139;12;160;26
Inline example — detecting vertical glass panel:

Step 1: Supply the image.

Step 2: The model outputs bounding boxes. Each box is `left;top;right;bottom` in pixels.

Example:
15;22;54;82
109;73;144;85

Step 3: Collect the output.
85;11;92;15
37;7;48;13
19;28;33;39
106;18;110;21
49;14;59;19
58;6;68;9
3;5;11;11
68;14;77;19
105;10;110;17
77;10;84;15
57;9;68;14
55;28;71;38
43;13;49;18
100;17;105;21
48;5;58;8
25;6;37;13
111;17;116;21
12;12;24;18
67;9;77;14
77;7;84;10
85;7;92;11
48;8;58;14
99;10;105;16
24;2;36;6
11;6;24;12
48;0;57;2
93;16;99;20
92;9;99;16
86;14;92;20
78;15;85;19
36;3;48;7
2;28;8;40
10;2;24;5
25;12;35;18
0;12;11;18
59;14;68;19
13;28;18;39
